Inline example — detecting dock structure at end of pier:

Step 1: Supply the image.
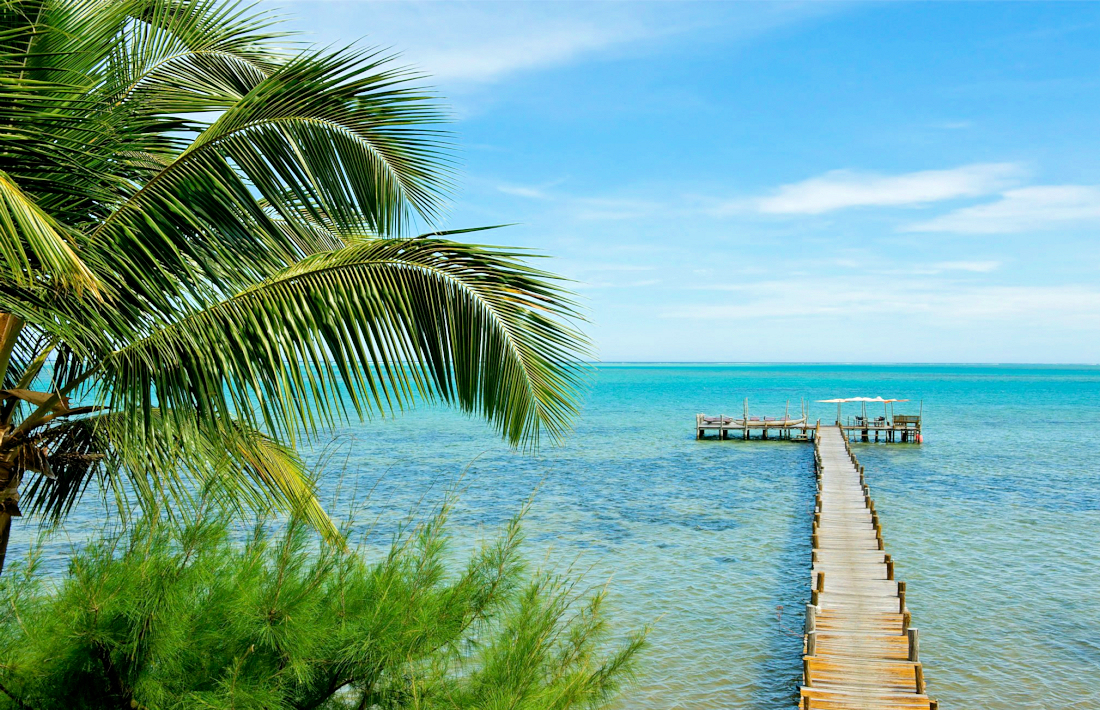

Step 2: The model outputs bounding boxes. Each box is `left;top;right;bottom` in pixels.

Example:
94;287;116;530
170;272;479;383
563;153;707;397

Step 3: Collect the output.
696;396;922;443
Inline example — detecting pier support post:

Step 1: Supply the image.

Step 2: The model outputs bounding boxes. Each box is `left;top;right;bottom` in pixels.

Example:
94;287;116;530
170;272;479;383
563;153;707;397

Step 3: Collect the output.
907;627;920;662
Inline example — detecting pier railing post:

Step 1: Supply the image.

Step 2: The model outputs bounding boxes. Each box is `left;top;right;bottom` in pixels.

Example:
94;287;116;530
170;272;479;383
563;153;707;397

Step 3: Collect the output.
907;627;920;662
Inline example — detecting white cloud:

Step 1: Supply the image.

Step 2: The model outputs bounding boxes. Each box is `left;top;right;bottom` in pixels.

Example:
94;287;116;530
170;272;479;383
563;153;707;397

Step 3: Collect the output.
932;260;1001;273
664;278;1100;328
571;197;660;221
492;180;661;220
756;163;1023;215
905;185;1100;234
497;185;552;199
271;1;652;84
584;264;656;273
415;23;640;83
578;278;661;290
933;121;973;130
276;1;845;86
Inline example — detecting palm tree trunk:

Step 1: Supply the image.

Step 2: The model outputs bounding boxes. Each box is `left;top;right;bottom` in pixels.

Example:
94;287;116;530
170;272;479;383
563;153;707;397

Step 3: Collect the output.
0;313;24;577
0;313;22;382
0;450;21;577
0;513;11;576
0;450;20;578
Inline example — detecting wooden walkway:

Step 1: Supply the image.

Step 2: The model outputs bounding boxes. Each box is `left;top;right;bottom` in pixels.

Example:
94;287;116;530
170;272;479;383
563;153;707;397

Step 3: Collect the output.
801;426;937;710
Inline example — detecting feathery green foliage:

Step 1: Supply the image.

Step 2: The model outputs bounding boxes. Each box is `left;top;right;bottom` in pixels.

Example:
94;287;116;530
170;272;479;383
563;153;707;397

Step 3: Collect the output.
0;504;644;709
0;0;589;568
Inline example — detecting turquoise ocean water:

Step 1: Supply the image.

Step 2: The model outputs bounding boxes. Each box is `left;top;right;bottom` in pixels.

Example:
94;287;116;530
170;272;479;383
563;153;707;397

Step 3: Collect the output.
16;364;1100;708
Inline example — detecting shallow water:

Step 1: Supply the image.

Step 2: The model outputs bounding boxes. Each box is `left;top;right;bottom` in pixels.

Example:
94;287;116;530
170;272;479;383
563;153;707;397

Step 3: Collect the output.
16;364;1100;708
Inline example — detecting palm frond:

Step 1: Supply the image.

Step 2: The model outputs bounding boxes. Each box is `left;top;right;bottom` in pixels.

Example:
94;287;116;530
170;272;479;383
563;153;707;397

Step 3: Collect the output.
77;45;452;325
111;0;287;114
0;170;101;294
105;237;590;447
21;410;340;541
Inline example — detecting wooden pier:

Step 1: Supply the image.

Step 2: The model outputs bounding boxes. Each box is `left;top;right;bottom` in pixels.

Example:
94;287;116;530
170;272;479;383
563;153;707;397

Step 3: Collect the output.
801;425;936;709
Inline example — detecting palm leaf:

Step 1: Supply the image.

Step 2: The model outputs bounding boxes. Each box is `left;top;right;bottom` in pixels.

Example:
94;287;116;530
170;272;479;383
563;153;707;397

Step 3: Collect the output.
105;237;590;448
21;410;340;542
0;170;101;294
80;45;452;327
112;0;286;114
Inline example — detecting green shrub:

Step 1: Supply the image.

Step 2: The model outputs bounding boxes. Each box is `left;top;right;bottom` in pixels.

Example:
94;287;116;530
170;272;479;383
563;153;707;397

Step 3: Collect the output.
0;505;644;710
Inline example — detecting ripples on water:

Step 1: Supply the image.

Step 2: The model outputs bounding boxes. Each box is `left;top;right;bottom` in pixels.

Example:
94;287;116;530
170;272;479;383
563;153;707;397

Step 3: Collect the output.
13;365;1100;709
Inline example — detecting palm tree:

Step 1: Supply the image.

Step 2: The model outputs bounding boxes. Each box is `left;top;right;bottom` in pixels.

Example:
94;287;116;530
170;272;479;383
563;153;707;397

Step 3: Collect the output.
0;0;587;572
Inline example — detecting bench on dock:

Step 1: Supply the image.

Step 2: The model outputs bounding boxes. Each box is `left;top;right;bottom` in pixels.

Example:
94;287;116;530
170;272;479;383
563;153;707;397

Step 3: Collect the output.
892;415;921;428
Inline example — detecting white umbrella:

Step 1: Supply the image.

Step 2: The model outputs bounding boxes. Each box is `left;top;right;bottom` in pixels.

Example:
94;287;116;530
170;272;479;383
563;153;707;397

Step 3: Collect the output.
817;398;849;423
817;396;908;424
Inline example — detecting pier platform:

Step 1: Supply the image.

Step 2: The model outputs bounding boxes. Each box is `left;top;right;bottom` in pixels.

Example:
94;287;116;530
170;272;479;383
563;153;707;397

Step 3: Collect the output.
695;417;922;443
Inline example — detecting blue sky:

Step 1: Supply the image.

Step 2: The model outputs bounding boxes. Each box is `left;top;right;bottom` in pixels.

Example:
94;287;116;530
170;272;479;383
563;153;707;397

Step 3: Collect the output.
271;1;1100;363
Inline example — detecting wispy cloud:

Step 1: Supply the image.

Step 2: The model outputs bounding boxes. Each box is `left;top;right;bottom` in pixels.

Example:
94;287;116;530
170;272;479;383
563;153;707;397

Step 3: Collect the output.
497;184;553;199
414;22;643;83
664;278;1100;327
933;121;974;130
755;163;1023;215
932;260;1001;273
278;1;847;87
571;197;661;221
274;1;655;84
578;278;661;290
905;185;1100;233
490;180;663;221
